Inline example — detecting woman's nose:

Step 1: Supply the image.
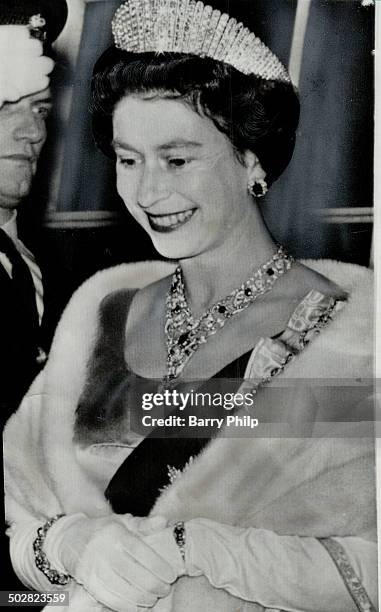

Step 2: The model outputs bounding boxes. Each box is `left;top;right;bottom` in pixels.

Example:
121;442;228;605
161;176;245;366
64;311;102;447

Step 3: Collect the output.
13;112;46;144
138;165;171;209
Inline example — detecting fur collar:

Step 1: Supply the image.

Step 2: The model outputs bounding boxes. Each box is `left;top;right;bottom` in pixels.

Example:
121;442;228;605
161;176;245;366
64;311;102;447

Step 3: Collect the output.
47;257;372;415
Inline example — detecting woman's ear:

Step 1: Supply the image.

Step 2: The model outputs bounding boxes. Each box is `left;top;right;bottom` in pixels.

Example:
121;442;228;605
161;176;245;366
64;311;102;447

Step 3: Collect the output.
242;150;266;183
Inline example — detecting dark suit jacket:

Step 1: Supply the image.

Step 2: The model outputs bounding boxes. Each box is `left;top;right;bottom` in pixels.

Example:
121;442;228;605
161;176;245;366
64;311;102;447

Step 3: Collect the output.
0;268;42;419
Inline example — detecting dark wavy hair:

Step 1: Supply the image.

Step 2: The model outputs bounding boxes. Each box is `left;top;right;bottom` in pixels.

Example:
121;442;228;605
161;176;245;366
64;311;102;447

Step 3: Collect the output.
91;47;300;186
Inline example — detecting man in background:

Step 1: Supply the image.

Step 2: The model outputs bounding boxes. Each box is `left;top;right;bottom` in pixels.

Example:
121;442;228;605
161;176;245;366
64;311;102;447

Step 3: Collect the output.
0;0;67;424
0;0;67;596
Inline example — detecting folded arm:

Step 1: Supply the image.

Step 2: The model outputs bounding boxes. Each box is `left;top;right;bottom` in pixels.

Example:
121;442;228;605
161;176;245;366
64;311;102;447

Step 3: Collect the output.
180;518;377;612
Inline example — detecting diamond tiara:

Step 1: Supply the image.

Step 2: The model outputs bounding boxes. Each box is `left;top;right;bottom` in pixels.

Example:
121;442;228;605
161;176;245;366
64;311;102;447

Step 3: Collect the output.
112;0;291;83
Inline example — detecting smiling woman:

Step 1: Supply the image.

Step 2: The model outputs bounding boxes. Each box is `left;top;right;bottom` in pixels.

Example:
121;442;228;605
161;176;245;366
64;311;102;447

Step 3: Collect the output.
3;1;377;611
112;96;259;260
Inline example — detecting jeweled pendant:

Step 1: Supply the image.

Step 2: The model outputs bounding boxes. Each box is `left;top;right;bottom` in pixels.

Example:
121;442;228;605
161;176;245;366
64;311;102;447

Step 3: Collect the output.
164;245;293;382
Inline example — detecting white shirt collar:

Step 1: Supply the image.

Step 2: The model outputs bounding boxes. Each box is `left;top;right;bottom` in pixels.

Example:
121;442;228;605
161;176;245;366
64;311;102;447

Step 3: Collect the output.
1;211;18;244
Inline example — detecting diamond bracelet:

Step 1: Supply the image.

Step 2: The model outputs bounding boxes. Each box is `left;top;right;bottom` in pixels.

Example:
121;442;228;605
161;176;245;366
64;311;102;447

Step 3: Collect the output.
173;521;186;561
33;515;71;585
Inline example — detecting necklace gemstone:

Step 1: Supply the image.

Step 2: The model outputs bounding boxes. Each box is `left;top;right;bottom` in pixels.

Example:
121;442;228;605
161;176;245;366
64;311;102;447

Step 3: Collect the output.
165;246;293;380
178;332;190;345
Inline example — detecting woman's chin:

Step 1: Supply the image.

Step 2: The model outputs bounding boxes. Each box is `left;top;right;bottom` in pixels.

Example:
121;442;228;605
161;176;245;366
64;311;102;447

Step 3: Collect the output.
150;233;200;261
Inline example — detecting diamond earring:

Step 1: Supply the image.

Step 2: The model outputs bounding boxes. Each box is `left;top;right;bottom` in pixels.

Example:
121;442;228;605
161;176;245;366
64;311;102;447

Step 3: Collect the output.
248;179;268;198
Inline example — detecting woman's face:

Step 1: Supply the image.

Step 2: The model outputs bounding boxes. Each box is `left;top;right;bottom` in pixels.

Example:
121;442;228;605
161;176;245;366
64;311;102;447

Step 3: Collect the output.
112;95;253;260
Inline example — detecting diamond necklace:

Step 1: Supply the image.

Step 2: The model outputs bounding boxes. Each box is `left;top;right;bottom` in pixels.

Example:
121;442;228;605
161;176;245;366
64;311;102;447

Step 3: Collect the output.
164;246;293;382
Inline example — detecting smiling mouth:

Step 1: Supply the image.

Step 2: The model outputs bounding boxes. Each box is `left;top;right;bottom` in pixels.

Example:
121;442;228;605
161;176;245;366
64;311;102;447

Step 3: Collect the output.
147;208;196;233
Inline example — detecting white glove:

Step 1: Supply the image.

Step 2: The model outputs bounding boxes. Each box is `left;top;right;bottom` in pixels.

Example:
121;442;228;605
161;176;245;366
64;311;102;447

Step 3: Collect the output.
0;26;54;107
184;518;374;612
53;514;184;612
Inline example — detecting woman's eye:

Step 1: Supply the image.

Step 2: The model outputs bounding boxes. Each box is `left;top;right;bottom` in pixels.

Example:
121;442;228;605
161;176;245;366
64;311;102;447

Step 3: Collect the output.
168;158;189;168
118;158;138;167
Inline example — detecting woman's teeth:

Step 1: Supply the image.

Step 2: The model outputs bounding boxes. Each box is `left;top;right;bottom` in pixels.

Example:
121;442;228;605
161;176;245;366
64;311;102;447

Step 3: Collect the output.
148;209;195;229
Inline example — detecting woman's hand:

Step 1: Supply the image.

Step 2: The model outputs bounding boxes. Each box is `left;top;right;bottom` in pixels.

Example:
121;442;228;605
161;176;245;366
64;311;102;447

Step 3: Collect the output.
55;514;185;611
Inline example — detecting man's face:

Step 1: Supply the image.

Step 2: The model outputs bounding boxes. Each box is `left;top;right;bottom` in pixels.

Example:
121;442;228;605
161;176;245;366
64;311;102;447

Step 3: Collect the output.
0;88;52;216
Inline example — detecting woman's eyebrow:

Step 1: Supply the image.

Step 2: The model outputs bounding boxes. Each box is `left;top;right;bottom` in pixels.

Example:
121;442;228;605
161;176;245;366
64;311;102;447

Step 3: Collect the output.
112;139;141;153
158;140;203;150
111;139;203;151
